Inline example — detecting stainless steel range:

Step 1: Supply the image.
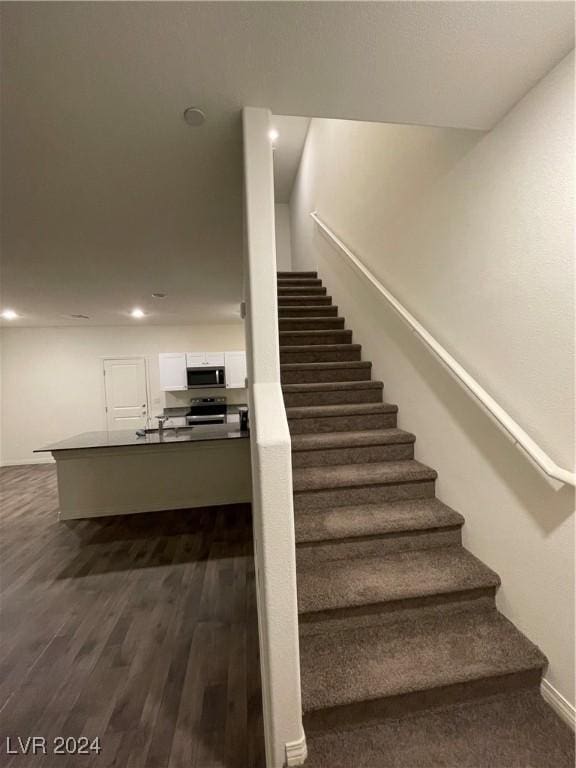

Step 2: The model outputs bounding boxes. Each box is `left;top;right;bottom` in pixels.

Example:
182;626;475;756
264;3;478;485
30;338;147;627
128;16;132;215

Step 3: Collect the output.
186;397;227;425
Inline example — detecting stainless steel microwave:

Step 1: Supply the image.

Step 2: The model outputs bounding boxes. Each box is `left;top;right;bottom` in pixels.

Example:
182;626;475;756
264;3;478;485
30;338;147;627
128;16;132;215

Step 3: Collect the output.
186;366;226;389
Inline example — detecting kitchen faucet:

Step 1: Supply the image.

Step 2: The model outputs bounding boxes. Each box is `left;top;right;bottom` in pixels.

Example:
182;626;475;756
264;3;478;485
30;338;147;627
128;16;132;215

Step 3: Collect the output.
157;416;167;437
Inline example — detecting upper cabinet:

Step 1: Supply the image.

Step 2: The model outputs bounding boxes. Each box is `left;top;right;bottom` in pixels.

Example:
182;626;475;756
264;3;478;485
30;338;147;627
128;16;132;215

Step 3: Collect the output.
224;351;247;389
185;352;225;367
159;350;247;391
159;353;187;391
185;352;204;368
205;352;225;366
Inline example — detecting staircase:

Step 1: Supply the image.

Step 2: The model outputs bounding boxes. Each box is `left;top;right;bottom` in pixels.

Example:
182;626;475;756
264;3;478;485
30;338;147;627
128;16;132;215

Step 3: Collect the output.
277;271;574;766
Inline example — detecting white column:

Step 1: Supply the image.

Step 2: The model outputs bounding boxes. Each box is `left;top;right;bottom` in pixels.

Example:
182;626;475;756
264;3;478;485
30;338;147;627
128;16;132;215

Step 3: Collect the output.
242;106;306;767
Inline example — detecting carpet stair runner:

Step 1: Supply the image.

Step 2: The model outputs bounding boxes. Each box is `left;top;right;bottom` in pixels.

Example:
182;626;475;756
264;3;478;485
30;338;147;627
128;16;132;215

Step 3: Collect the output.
277;270;574;767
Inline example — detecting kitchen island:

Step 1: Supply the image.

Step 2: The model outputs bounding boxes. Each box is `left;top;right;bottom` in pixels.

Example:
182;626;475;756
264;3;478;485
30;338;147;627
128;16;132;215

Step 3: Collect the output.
36;423;251;520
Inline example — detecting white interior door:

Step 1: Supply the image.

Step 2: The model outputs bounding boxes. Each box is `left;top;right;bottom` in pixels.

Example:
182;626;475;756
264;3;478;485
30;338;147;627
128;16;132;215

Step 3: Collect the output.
103;357;149;430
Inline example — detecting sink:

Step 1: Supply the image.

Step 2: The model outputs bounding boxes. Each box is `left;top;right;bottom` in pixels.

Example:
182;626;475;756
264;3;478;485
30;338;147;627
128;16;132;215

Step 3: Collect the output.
139;427;195;436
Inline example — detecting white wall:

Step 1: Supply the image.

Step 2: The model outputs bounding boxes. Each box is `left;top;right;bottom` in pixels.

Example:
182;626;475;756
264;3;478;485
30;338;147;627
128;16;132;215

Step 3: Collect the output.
274;203;293;271
290;53;575;707
243;107;304;767
0;324;246;465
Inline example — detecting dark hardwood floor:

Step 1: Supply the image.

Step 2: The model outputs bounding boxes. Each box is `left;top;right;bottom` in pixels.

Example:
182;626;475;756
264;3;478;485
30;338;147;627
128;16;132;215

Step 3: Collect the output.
0;465;265;767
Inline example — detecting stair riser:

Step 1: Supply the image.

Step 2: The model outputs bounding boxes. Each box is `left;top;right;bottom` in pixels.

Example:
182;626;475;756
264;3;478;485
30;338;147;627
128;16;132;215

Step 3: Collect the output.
299;596;495;642
279;318;345;331
300;585;496;639
302;667;543;734
292;442;414;467
278;304;343;323
293;480;436;511
277;279;322;287
278;296;333;306
284;388;382;407
280;331;353;346
281;366;372;384
281;347;361;364
289;412;396;435
277;271;317;278
279;306;339;318
278;287;327;296
296;526;462;563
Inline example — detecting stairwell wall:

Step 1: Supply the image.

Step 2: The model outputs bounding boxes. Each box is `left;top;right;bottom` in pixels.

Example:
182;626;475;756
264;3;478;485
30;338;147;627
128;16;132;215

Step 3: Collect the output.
290;53;575;707
275;203;293;271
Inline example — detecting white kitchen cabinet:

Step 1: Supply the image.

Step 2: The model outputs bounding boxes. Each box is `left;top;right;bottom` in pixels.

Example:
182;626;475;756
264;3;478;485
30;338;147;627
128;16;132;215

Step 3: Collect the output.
161;351;244;391
186;352;225;367
205;352;225;366
185;352;204;368
224;351;247;389
159;353;187;391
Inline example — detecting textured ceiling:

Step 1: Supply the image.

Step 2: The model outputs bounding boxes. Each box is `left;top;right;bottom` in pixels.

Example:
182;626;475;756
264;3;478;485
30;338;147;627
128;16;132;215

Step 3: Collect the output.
1;2;573;326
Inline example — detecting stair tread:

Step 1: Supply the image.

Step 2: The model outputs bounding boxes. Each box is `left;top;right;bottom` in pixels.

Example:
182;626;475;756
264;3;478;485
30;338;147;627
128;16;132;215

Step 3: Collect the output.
297;546;500;615
281;361;371;370
278;285;323;290
278;295;333;301
287;402;396;419
279;304;338;308
280;330;351;337
304;689;574;768
281;343;358;352
280;331;353;347
283;381;382;393
293;460;437;492
300;606;547;712
278;288;327;294
277;271;317;277
280;322;345;331
279;317;345;323
295;498;464;543
291;428;414;451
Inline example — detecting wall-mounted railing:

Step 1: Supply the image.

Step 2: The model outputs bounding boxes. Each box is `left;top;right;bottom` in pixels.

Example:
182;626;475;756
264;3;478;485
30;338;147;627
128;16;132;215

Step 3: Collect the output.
311;211;575;488
243;108;306;768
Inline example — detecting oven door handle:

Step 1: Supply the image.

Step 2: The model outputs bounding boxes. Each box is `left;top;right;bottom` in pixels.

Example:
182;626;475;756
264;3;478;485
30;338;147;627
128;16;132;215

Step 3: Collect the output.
187;414;226;422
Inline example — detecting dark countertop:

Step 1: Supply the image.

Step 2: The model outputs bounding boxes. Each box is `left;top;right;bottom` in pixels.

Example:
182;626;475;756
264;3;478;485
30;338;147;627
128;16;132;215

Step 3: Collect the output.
35;424;250;453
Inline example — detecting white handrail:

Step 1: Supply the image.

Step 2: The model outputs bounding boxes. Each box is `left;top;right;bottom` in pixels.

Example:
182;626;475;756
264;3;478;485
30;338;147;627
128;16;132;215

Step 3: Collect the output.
311;211;575;487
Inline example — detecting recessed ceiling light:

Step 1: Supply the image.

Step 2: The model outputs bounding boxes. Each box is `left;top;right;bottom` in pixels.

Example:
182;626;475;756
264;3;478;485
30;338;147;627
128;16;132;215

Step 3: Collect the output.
131;308;145;319
183;107;206;127
151;292;167;299
268;128;279;143
1;309;18;320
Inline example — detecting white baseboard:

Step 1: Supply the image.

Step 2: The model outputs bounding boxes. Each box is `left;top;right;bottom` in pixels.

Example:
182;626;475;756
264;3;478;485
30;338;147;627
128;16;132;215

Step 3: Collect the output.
541;678;575;730
1;457;55;467
285;730;307;766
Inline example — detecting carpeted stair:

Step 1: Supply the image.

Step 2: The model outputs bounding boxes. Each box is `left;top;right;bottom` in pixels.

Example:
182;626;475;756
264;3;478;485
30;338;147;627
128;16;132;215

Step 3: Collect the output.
277;271;574;766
